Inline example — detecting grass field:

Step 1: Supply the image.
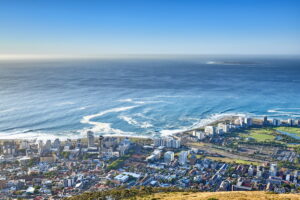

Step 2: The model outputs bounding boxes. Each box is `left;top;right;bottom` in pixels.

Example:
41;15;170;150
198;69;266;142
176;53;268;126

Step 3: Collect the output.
276;126;300;137
134;191;300;200
206;156;260;166
239;128;276;142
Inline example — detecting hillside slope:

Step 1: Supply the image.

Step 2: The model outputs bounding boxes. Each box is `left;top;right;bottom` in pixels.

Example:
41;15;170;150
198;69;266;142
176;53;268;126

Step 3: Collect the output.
135;191;300;200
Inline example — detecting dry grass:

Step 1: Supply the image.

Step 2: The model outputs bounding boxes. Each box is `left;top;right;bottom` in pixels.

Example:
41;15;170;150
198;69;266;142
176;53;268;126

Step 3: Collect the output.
135;191;300;200
206;156;260;166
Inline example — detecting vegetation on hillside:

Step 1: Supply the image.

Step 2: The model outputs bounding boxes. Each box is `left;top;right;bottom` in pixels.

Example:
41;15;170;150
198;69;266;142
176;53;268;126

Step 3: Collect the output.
65;187;198;200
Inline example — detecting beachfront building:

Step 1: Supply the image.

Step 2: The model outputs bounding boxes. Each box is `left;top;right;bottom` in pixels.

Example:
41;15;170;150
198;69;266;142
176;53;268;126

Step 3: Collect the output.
239;117;245;127
273;119;281;126
244;117;253;126
288;119;295;126
44;140;51;151
192;130;206;140
204;126;216;135
87;131;95;147
217;123;229;134
263;116;268;126
52;138;61;149
154;137;181;148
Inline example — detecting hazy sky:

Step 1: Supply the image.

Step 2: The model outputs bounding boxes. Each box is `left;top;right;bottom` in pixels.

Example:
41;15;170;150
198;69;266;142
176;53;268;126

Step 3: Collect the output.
0;0;300;58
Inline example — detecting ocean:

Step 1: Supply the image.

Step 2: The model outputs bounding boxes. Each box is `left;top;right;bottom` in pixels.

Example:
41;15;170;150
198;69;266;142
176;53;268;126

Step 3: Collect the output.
0;56;300;140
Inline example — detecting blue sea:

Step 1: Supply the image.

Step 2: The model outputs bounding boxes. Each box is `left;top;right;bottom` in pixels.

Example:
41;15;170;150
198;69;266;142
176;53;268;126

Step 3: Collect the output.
0;56;300;140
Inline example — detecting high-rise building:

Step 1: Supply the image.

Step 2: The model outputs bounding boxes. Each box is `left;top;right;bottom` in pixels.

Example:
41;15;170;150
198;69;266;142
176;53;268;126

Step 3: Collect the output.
76;139;81;148
87;131;95;147
173;139;181;148
153;137;180;148
44;140;51;151
164;151;174;163
192;130;206;139
263;116;268;126
217;123;230;133
53;138;61;149
244;118;253;126
38;140;43;154
239;117;245;127
99;135;104;153
288;119;294;126
272;119;280;126
204;126;216;135
179;151;188;165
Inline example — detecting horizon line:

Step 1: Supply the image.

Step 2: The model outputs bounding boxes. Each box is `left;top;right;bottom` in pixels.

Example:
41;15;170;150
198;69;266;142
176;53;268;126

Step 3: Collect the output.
0;53;300;60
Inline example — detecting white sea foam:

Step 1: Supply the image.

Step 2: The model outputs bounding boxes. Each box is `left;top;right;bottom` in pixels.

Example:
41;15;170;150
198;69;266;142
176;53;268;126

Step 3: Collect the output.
0;108;17;113
160;129;187;136
206;61;219;64
119;115;153;128
118;98;133;103
0;130;81;142
118;98;164;105
55;101;75;106
80;106;138;135
267;108;300;116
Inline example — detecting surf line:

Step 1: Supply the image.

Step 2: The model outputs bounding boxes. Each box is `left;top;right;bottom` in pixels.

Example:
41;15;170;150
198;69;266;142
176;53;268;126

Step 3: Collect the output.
80;105;138;135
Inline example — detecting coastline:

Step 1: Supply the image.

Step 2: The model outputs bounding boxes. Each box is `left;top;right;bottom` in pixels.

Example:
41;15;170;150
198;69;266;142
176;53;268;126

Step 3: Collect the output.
0;113;298;142
0;113;244;142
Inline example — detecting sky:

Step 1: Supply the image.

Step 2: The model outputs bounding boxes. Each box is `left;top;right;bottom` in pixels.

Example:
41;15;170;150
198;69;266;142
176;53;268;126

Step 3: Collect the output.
0;0;300;58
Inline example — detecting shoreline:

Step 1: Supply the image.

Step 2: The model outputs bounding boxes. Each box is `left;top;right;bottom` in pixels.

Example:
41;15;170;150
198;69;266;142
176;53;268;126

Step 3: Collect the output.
0;114;298;142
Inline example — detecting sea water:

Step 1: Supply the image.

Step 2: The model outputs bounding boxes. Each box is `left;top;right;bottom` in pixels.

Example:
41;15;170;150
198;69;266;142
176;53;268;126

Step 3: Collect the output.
0;56;299;140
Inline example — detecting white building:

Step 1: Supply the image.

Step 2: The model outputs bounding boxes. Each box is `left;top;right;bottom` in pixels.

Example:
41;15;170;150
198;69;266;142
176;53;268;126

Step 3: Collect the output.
248;165;254;176
154;137;181;148
179;151;188;165
244;117;253;126
204;126;216;135
239;117;245;127
114;174;129;183
153;149;162;159
192;130;206;139
164;151;174;163
256;166;263;178
270;163;277;177
217;123;229;134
